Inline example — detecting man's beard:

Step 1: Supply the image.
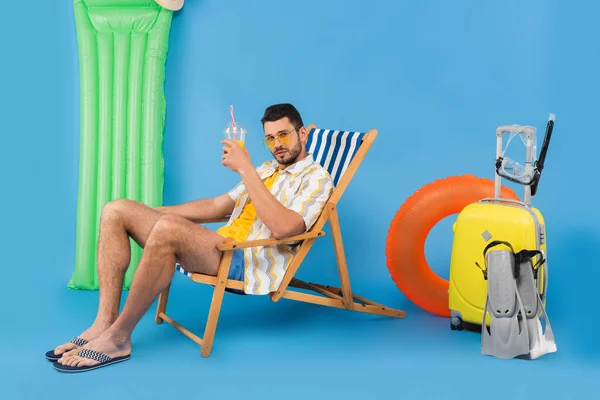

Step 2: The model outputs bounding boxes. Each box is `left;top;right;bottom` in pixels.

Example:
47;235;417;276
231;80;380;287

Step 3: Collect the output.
272;141;302;165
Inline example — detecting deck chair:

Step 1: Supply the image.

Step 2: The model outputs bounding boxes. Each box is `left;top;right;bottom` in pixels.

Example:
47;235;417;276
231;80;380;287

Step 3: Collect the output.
155;125;407;357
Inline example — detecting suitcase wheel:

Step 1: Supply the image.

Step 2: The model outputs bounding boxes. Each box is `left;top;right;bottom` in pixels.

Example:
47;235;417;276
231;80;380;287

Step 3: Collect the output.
450;316;463;331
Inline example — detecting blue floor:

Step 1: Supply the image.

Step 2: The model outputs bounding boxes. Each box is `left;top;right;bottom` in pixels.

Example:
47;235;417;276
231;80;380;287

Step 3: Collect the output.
3;252;598;400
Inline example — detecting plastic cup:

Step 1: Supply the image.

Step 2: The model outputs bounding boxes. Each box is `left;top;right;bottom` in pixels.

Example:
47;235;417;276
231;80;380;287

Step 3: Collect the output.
224;122;247;149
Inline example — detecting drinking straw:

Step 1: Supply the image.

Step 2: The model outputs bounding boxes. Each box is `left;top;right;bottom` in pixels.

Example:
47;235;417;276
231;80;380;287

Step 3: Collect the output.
230;105;236;141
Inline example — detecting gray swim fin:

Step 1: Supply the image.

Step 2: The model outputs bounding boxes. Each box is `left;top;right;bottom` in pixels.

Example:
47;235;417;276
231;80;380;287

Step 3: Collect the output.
481;249;531;359
515;254;557;359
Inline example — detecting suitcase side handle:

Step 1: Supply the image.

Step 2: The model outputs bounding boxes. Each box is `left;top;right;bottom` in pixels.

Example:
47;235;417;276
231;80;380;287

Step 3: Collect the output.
479;197;529;207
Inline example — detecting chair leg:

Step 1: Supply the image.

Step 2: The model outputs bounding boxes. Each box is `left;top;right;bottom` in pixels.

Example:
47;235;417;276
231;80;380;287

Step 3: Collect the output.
200;250;234;357
329;206;353;309
200;281;227;357
155;283;171;324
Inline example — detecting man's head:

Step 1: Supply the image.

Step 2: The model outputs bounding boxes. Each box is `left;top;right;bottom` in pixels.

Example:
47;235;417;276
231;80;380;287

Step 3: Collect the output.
261;103;308;168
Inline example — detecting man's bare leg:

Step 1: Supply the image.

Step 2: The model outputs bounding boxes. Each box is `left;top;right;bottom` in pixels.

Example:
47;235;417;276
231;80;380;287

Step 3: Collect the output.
52;199;163;357
58;214;226;367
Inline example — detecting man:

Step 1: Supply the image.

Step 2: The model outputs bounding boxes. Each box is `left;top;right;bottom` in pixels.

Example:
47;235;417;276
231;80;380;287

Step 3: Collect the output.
47;103;334;372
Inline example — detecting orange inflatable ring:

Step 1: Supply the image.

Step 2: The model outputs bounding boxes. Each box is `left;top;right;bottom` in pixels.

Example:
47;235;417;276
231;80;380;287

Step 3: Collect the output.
385;174;519;317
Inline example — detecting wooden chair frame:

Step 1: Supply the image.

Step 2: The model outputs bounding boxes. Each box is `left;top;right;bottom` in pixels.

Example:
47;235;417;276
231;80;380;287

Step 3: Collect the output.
155;125;407;357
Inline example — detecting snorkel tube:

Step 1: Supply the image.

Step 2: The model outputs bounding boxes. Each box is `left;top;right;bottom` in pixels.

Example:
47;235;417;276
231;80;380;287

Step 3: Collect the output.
530;113;555;197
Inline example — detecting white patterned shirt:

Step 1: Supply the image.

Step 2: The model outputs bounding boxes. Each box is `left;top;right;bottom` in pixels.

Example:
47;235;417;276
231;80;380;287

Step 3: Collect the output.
224;154;334;295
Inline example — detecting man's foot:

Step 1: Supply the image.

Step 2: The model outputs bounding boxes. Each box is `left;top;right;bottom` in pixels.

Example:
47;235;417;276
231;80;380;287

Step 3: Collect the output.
56;330;132;369
46;323;111;361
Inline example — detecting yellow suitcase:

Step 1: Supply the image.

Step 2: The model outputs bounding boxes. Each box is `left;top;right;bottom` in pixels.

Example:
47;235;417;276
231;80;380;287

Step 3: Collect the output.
448;122;551;331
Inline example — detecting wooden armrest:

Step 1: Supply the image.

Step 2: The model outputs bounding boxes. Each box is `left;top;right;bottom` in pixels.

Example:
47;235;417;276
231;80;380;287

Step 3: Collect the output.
217;230;325;251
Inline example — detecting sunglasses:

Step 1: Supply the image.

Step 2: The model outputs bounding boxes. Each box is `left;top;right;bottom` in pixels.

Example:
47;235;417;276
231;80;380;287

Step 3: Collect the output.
262;129;297;149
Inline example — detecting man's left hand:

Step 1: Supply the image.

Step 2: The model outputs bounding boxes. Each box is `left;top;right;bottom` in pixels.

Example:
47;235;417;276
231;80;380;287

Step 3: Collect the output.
221;140;252;174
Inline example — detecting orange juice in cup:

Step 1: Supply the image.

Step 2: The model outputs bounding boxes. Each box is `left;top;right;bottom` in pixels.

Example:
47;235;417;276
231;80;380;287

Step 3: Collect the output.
224;121;247;149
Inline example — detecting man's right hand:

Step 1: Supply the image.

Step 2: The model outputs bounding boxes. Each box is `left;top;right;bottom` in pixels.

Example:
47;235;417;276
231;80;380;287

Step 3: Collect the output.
221;140;253;174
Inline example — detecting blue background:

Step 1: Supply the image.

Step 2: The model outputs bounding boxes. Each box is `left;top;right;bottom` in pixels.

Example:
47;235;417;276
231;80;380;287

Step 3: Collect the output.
1;0;598;398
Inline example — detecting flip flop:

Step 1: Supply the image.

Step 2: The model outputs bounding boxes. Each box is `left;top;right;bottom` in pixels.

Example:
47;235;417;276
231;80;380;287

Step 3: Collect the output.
53;348;131;373
45;337;89;361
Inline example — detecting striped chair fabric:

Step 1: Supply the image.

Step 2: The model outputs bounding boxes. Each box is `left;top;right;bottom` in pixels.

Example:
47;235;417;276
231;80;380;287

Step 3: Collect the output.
306;128;366;187
177;265;192;278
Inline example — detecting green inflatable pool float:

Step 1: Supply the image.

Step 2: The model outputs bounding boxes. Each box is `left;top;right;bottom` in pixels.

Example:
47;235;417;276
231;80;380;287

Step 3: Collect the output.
68;0;174;290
